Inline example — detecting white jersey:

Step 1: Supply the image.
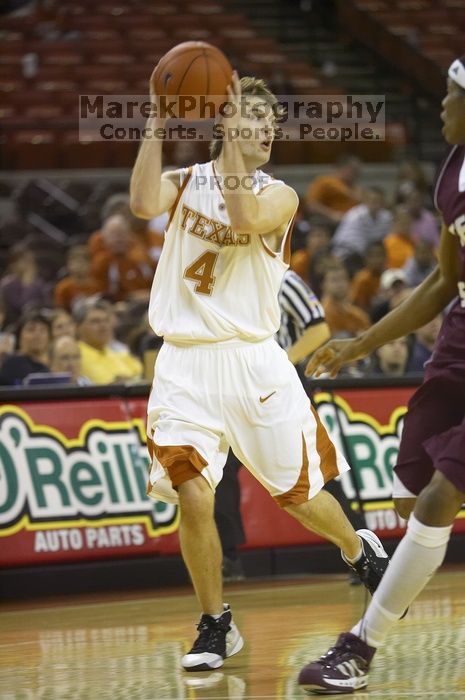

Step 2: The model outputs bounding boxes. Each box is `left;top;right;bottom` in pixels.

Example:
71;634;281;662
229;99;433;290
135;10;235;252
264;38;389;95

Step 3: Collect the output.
148;161;296;344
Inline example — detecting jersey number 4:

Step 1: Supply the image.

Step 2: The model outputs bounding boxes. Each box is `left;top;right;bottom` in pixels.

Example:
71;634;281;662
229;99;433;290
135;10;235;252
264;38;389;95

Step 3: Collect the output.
184;251;219;295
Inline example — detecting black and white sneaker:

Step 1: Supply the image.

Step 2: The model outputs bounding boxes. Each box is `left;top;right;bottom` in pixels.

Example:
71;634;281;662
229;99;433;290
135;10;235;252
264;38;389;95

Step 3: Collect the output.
181;603;244;672
342;529;389;595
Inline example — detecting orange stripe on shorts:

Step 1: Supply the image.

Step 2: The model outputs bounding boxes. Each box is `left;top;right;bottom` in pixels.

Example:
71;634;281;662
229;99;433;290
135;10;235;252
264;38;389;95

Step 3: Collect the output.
274;433;310;507
310;403;340;483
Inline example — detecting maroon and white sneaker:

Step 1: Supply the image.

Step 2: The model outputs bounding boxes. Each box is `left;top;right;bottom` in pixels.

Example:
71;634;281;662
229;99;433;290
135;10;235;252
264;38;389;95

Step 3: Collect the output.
298;632;376;694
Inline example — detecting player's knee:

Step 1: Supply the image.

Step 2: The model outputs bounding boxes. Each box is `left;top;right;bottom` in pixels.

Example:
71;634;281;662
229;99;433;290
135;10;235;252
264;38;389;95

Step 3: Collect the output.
393;497;416;520
178;474;214;521
416;472;464;522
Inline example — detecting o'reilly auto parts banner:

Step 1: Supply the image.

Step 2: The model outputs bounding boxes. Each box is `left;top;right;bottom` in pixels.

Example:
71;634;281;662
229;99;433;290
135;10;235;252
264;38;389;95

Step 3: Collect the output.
1;388;464;567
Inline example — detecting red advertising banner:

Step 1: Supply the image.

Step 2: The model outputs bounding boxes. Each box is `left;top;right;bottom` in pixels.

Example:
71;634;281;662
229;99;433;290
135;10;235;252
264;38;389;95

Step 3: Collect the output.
0;386;463;567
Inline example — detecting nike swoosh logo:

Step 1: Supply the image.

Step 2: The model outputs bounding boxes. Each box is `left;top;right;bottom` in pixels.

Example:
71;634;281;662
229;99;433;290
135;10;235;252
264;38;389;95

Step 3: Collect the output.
259;391;276;403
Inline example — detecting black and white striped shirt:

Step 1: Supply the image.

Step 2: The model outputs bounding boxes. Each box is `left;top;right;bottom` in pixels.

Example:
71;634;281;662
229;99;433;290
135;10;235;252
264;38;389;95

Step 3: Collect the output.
277;270;325;351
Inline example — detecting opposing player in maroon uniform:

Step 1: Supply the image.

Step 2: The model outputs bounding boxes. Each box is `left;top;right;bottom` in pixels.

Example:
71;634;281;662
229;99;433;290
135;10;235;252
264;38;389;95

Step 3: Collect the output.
298;56;465;694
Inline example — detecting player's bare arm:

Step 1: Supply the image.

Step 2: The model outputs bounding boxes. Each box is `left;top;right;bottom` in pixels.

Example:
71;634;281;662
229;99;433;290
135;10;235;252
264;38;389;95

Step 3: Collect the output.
287;322;330;365
306;223;461;378
216;71;298;235
130;77;180;219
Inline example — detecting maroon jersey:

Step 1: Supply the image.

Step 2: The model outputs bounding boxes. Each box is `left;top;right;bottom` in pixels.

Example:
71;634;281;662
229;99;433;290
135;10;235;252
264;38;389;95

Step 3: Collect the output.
427;145;465;375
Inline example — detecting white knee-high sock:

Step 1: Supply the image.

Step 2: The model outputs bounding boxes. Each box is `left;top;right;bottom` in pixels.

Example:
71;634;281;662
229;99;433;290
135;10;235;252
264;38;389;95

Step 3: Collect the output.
351;513;452;648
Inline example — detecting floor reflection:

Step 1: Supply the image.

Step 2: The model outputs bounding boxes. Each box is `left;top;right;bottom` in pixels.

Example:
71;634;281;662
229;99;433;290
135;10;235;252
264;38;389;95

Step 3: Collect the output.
0;569;464;699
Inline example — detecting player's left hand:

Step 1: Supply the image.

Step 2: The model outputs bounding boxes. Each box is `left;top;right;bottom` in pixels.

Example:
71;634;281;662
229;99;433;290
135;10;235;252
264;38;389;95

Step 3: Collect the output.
224;70;242;135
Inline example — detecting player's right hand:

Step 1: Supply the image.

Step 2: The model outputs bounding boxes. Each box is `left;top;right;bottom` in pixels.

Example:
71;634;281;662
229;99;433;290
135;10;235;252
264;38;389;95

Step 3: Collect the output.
305;337;366;378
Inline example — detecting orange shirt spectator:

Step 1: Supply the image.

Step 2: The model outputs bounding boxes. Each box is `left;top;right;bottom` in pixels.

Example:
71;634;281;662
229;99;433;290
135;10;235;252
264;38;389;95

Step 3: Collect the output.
350;270;381;310
384;206;415;269
306;156;362;223
91;215;155;302
89;225;164;263
89;192;166;264
350;241;386;310
54;245;101;312
384;235;415;269
290;224;332;286
321;263;371;335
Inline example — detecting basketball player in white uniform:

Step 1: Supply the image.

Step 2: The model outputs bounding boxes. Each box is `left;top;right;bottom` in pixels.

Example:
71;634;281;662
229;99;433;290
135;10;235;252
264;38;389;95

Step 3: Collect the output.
130;71;390;672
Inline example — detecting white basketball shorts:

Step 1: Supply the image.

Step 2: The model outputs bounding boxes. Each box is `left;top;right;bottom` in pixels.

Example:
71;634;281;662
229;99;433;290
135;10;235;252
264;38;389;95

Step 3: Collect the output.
146;337;349;507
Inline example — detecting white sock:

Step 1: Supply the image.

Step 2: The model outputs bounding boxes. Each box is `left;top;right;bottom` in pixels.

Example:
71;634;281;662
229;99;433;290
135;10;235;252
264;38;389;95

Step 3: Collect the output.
351;513;452;648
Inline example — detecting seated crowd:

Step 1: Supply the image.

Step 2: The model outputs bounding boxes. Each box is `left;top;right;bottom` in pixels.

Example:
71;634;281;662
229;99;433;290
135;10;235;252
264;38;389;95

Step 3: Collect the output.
0;157;444;387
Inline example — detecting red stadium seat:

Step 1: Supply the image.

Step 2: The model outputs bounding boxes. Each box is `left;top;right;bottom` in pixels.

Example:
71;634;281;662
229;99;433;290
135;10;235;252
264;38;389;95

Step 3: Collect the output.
185;1;223;13
36;80;78;92
7;129;60;169
24;104;66;120
41;50;82;67
80;29;123;41
0;79;25;93
127;28;167;42
95;53;134;66
77;66;117;81
140;3;179;14
84;79;129;93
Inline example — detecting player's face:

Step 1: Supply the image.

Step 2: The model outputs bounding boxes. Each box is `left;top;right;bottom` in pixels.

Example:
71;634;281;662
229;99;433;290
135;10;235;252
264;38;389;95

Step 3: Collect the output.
238;96;275;165
441;78;465;144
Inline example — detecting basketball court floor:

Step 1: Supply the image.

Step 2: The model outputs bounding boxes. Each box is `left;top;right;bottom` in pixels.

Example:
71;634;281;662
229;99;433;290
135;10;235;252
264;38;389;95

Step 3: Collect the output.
1;567;463;699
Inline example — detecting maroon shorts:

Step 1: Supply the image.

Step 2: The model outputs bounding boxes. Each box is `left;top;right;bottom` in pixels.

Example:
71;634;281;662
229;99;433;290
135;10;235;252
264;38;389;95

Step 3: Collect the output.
394;372;465;495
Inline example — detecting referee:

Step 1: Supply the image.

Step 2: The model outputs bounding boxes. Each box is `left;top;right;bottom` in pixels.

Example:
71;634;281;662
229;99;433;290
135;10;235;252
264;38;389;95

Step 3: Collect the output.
277;269;330;365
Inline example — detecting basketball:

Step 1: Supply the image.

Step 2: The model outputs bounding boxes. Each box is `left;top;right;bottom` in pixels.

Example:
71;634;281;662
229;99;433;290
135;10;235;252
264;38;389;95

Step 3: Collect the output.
151;41;233;118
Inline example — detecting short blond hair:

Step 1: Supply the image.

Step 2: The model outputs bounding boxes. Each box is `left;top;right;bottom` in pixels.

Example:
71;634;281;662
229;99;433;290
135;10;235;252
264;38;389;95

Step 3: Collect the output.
209;76;282;160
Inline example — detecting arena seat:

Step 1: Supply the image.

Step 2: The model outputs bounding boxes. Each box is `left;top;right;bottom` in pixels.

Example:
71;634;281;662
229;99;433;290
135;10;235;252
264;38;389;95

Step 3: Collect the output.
8;130;60;169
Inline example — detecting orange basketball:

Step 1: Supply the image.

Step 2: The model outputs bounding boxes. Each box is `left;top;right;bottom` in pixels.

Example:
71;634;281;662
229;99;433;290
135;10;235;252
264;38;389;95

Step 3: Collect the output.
151;41;233;118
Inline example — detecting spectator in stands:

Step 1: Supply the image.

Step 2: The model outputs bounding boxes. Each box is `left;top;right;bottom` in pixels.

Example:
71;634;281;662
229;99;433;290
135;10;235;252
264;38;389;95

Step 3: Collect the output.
74;298;143;385
0;245;51;326
289;199;311;253
0;310;51;386
350;241;386;311
0;297;15;365
384;205;415;269
370;268;410;323
395;159;429;203
403;239;437;287
54;245;100;312
404;189;440;247
91;215;155;303
407;315;443;373
89;193;166;264
50;335;90;385
331;187;392;274
49;308;77;339
321;262;371;336
370;337;411;377
306;154;362;224
290;222;332;286
307;249;338;299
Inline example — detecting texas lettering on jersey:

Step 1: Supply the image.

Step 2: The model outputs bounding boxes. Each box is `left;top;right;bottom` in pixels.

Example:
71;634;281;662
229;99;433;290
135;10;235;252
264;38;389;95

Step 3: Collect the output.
180;204;251;248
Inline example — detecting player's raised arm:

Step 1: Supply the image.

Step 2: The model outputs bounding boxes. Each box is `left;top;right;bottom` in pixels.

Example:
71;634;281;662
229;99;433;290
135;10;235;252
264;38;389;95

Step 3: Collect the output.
129;77;179;220
306;222;461;378
215;72;298;235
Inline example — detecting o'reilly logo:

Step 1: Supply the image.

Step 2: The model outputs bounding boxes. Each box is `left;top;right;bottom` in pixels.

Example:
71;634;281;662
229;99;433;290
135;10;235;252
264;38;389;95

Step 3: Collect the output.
0;407;176;536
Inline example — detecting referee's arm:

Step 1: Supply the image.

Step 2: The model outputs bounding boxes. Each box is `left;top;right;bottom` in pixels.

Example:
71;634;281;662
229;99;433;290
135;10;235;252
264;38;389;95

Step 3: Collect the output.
280;271;330;365
288;323;330;364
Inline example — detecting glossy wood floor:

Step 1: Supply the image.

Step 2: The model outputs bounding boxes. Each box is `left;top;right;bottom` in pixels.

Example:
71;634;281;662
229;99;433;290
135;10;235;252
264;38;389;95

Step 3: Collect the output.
1;568;464;700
